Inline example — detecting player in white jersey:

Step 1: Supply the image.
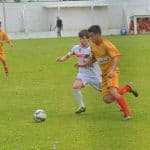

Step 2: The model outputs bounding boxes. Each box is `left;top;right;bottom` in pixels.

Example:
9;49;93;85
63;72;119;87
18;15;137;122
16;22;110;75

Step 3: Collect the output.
56;29;102;113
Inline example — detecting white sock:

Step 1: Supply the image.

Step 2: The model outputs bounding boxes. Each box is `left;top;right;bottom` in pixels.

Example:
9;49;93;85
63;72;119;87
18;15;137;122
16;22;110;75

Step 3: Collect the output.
73;89;85;108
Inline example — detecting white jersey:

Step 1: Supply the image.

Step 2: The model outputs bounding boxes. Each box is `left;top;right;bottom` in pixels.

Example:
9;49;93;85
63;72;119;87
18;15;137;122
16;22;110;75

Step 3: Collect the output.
68;45;102;89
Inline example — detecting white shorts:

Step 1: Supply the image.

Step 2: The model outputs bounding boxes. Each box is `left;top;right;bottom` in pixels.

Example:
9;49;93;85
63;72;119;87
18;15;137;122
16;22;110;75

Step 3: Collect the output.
76;73;101;90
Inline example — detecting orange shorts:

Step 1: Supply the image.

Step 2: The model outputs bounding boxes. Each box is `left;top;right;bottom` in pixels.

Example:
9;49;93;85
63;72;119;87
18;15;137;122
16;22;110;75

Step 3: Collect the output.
0;47;5;60
101;70;120;96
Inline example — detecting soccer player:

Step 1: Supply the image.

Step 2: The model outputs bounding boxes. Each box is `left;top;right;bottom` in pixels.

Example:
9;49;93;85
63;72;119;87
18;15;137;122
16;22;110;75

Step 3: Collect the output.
56;29;102;113
0;21;13;79
87;25;138;120
55;17;63;38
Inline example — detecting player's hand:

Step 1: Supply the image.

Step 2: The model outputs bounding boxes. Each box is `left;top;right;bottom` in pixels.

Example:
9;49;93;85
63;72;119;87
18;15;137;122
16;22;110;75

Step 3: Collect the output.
10;44;14;48
74;63;79;68
56;57;64;63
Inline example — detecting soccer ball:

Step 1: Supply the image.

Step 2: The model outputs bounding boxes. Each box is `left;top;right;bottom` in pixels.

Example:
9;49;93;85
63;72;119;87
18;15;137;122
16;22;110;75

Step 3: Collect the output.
33;109;47;122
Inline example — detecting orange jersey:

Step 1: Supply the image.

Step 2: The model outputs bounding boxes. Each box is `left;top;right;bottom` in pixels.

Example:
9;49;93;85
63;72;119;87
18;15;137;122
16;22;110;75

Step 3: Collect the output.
0;30;11;48
0;30;11;60
90;38;121;73
90;38;121;96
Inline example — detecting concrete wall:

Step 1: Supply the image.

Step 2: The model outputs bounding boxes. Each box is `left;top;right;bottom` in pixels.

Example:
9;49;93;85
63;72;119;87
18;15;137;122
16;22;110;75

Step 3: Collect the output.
1;3;49;32
108;0;150;25
0;0;150;39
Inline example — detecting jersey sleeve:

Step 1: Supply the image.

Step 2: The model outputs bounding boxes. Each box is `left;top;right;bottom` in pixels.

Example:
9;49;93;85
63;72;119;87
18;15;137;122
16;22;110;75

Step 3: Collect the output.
104;40;121;58
90;45;97;60
67;45;78;56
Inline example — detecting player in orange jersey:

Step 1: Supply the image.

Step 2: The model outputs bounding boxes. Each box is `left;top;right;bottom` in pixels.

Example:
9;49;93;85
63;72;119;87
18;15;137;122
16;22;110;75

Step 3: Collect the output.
86;25;139;120
0;21;13;79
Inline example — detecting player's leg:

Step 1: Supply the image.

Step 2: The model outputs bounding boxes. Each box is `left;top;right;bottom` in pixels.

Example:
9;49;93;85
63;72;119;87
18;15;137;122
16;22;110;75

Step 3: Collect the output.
57;28;59;37
57;28;61;37
88;76;102;91
118;83;139;97
59;28;61;37
101;73;116;103
110;87;131;119
103;94;114;103
0;52;9;79
118;85;131;95
102;71;131;120
103;87;131;120
73;79;86;113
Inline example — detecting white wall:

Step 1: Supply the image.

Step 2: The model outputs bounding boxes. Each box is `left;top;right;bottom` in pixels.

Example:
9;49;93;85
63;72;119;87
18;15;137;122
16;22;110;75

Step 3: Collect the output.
0;0;150;38
47;8;57;31
43;6;109;32
5;5;25;32
93;7;109;30
24;5;48;32
1;3;49;32
0;4;4;26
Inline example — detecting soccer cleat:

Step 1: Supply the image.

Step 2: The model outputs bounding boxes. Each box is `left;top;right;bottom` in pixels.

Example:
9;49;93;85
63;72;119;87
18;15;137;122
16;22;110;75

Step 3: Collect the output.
4;66;9;80
75;107;86;114
123;115;132;121
127;82;139;97
4;72;8;80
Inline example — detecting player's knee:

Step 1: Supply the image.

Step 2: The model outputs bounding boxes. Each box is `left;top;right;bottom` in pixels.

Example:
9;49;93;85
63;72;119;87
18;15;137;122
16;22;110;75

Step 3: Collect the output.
73;84;81;90
109;88;121;99
103;95;114;104
73;81;83;89
109;90;120;99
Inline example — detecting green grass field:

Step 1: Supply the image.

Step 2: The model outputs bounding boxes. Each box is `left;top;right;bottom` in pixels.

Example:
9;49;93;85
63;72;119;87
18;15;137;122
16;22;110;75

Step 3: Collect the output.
0;35;149;150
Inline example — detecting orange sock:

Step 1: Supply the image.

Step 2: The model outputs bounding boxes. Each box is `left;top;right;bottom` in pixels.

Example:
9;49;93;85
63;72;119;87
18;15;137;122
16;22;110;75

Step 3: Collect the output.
118;85;131;95
115;95;131;117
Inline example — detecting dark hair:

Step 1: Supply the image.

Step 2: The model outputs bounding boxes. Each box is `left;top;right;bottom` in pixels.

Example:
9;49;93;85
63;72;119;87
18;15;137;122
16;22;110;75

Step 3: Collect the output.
78;29;89;38
88;25;101;35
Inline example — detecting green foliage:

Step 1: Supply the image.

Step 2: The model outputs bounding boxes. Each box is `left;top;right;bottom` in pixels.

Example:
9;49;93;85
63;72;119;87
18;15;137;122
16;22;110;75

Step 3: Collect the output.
0;35;149;149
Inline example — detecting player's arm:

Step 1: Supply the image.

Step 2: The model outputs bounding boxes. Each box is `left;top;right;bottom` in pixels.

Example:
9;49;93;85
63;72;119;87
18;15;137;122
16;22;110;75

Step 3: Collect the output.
4;33;14;47
76;55;96;68
104;40;121;77
56;51;73;63
107;56;120;77
7;40;14;47
0;40;13;44
0;39;13;47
